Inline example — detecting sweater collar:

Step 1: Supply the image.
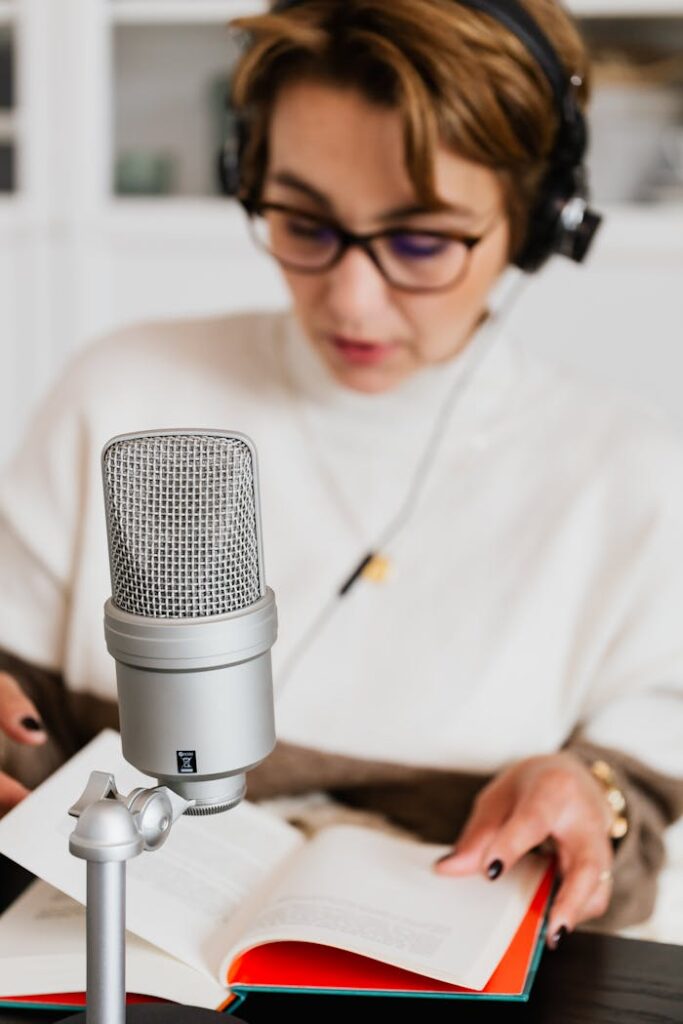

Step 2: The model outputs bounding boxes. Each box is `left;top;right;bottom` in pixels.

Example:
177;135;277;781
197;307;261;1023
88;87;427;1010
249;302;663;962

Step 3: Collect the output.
280;300;522;443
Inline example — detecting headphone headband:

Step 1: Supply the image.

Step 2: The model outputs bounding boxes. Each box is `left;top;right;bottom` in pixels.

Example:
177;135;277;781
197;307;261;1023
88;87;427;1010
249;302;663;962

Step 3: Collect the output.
454;0;567;112
277;0;566;114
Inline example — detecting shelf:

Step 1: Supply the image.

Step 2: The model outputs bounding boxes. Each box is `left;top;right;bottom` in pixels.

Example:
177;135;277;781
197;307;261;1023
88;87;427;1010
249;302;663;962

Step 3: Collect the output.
108;1;267;24
104;196;247;242
0;195;33;225
594;203;683;254
569;0;683;16
93;197;683;255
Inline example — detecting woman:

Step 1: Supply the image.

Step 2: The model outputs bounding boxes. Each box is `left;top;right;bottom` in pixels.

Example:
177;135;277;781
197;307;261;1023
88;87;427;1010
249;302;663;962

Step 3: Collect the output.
0;0;681;952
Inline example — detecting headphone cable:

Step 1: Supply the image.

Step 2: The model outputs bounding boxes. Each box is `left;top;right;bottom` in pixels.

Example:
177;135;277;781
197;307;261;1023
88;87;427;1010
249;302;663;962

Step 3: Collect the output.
276;269;532;695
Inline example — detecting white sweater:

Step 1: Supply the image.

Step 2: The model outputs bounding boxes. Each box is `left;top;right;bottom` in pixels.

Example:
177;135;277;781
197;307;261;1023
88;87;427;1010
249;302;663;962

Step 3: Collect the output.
0;308;682;779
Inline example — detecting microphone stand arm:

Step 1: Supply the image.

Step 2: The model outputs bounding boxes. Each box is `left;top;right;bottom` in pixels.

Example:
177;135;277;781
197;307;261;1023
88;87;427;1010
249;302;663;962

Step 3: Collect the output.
67;772;193;1024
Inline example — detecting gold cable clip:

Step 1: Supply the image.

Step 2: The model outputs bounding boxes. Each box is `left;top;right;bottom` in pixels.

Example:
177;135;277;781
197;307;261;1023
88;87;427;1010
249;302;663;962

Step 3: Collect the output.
361;554;392;584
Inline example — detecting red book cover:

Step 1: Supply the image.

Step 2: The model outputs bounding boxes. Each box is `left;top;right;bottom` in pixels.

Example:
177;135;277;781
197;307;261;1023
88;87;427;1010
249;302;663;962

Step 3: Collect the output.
227;866;554;1001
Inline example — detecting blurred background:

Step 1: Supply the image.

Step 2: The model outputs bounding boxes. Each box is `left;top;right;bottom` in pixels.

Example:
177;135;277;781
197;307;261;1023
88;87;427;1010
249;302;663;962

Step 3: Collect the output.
1;0;683;467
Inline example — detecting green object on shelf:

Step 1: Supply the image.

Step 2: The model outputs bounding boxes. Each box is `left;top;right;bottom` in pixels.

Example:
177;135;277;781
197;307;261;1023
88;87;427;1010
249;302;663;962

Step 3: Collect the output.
209;74;242;196
115;150;175;196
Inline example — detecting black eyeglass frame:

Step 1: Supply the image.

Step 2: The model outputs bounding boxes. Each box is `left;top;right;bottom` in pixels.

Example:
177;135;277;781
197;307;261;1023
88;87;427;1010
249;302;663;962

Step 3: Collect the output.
243;200;490;294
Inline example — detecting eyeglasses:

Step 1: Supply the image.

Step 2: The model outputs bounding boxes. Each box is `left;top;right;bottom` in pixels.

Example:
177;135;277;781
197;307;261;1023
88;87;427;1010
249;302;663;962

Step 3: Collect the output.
245;201;492;293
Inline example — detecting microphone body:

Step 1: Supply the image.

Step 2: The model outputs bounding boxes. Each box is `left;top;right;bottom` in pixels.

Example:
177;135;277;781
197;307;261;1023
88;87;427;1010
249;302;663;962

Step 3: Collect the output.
101;429;277;814
104;592;277;811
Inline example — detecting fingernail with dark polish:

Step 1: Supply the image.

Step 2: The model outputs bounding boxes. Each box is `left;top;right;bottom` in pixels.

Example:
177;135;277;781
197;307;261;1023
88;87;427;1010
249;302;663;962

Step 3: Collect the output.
551;925;567;950
487;859;504;880
21;716;44;732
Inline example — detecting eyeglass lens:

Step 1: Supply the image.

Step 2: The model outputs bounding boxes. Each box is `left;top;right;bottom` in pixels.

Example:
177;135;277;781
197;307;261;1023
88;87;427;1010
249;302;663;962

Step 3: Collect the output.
251;207;474;290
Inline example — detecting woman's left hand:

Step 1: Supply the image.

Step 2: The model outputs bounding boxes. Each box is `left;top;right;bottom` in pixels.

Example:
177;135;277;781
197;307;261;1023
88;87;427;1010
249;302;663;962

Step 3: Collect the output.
433;752;615;948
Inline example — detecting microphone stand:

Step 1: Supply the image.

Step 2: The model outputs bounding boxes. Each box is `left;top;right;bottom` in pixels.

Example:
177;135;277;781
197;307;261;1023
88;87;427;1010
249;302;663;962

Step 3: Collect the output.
60;771;247;1024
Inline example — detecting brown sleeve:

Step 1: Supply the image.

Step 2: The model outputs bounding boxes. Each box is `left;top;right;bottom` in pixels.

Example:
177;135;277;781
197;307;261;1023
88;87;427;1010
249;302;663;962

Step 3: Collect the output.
247;739;490;843
0;647;118;791
565;736;683;931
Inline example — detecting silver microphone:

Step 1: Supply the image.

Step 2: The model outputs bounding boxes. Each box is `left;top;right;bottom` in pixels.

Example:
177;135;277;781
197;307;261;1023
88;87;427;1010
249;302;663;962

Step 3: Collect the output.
100;429;277;815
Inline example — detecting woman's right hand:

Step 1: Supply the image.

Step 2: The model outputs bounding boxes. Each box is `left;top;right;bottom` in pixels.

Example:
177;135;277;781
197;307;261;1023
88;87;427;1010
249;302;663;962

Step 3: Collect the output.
0;671;47;813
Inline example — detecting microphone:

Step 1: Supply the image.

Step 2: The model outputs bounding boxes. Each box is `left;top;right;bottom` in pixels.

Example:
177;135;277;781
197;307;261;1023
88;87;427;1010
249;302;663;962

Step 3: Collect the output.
100;429;277;814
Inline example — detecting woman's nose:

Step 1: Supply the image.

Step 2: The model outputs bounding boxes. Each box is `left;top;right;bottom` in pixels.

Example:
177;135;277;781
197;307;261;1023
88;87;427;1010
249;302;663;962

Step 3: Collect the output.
322;245;391;324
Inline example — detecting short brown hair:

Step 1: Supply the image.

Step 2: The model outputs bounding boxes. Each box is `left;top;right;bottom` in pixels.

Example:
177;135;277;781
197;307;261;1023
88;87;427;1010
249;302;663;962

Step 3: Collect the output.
229;0;590;261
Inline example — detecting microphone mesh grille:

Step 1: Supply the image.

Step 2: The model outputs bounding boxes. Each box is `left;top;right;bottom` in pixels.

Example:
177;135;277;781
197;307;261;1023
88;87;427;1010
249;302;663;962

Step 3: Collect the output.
102;433;262;618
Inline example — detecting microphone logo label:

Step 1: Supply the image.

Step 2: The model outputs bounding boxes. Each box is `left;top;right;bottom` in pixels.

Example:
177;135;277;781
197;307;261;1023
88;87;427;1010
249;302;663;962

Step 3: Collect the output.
177;750;198;774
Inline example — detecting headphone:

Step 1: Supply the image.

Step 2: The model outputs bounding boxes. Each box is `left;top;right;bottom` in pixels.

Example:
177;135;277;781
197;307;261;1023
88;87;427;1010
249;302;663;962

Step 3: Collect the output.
218;0;602;272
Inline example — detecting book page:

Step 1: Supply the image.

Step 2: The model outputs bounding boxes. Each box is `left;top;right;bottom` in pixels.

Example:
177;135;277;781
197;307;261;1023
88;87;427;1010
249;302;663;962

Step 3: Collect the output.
222;824;549;991
0;880;227;1009
0;730;304;982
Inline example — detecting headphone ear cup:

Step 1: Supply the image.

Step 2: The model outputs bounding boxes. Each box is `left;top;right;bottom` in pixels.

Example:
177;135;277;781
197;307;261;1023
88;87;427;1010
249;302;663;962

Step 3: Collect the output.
514;172;570;272
514;167;602;273
515;99;601;272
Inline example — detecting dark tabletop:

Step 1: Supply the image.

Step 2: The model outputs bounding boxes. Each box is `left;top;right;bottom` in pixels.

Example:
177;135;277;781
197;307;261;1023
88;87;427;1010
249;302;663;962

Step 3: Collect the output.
0;856;681;1023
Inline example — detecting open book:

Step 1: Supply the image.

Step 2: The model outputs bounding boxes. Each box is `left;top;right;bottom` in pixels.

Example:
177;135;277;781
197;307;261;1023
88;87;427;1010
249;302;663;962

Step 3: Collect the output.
0;730;553;1012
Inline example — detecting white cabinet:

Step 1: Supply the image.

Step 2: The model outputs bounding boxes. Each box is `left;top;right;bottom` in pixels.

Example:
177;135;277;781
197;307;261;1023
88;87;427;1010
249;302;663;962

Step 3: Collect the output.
568;1;683;14
1;0;682;466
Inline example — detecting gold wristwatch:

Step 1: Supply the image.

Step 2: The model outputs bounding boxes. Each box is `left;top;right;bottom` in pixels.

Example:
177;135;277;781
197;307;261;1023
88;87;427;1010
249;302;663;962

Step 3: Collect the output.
589;759;629;841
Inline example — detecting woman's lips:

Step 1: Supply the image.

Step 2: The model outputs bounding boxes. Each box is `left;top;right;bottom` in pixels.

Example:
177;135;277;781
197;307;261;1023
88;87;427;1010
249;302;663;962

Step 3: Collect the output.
329;335;399;367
